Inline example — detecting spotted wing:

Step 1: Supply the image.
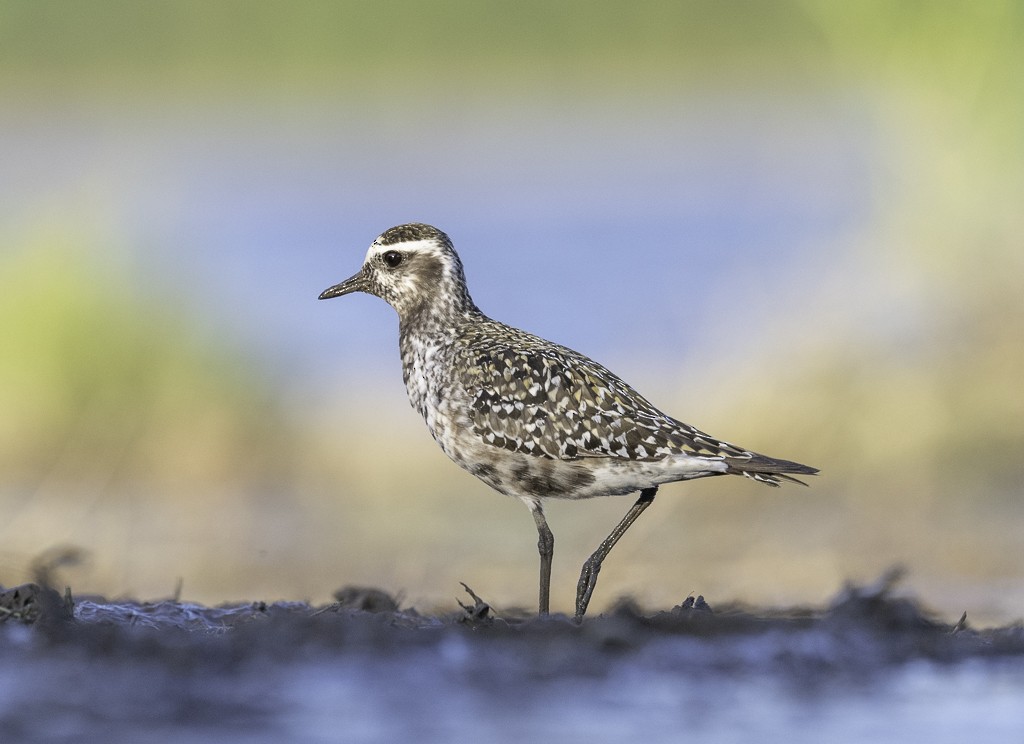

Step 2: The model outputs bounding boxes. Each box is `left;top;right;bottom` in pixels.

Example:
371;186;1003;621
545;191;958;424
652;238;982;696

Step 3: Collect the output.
456;325;743;462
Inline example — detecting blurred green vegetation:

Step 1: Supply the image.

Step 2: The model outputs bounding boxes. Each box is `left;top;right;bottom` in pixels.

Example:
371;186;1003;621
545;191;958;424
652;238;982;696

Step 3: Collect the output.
0;2;1019;98
0;0;832;94
0;231;300;506
1;1;1022;618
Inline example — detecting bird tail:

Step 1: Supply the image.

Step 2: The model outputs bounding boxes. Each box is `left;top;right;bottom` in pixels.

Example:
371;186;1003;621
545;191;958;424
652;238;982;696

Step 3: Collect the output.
724;454;819;487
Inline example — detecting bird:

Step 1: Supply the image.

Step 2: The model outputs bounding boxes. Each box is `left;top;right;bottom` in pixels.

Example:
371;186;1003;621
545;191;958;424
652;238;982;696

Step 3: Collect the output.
318;223;818;619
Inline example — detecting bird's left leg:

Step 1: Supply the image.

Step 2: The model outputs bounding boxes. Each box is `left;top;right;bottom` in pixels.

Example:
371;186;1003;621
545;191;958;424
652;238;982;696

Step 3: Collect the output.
529;500;555;615
575;486;657;620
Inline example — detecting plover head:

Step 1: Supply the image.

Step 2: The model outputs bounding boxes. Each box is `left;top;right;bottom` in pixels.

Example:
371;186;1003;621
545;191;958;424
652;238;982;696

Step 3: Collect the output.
319;223;477;320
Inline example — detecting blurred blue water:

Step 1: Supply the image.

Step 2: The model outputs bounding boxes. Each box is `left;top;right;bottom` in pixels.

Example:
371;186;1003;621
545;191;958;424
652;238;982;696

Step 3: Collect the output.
279;657;1024;744
1;91;872;387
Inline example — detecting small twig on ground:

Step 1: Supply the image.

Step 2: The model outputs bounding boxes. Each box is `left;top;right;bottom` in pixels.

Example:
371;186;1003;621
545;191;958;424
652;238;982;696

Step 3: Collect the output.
951;611;969;634
457;582;492;622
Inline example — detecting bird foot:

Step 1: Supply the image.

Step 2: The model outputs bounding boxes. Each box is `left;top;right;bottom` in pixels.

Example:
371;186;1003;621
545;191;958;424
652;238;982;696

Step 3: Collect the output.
574;558;601;621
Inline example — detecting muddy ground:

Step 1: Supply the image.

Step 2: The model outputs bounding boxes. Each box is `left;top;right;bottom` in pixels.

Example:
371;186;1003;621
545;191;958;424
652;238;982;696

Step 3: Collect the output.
2;573;1023;744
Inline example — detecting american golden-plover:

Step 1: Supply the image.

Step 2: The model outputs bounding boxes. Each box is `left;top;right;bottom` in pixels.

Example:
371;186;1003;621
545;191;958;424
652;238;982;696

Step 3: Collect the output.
319;223;817;619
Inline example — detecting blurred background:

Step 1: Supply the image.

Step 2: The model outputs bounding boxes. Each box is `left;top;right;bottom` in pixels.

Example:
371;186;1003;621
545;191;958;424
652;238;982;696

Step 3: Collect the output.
1;1;1021;623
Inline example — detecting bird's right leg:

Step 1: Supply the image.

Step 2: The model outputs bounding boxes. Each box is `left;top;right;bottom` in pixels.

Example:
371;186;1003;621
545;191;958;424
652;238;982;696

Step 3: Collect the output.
575;486;657;620
529;501;554;615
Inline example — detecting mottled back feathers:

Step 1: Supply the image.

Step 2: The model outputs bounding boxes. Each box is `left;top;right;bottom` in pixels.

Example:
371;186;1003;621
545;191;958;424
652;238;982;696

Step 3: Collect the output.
453;318;812;485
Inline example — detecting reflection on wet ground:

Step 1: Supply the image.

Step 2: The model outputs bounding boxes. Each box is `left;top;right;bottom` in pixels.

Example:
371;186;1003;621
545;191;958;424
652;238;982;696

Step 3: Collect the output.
2;576;1022;743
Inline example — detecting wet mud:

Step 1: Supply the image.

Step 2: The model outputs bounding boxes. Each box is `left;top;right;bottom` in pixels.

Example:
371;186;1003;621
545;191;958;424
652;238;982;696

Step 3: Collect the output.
2;574;1022;743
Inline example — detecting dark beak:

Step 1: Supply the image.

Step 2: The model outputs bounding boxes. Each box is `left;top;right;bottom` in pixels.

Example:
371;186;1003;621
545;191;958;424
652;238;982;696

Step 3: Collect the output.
318;269;369;300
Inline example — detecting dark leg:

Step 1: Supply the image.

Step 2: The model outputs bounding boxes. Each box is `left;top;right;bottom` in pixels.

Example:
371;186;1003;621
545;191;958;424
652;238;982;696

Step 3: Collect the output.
530;502;555;615
575;487;657;620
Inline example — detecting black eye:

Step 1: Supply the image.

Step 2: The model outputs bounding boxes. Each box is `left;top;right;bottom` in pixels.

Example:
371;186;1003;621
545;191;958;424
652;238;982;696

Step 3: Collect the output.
382;250;403;268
